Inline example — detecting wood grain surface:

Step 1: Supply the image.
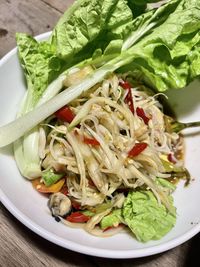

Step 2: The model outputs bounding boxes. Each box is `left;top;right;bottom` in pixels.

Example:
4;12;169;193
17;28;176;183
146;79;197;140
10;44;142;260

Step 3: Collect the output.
0;1;199;266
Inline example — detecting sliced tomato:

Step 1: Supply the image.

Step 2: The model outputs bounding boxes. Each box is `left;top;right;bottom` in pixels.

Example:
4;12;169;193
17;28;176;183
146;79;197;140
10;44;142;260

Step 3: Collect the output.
103;224;123;232
136;107;150;125
55;106;75;123
66;212;90;223
32;178;65;193
83;137;100;146
128;142;148;157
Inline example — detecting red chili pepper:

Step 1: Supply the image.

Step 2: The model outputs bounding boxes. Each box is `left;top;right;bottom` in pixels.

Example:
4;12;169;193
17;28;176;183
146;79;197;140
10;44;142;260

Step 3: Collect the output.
128;142;148;157
119;81;131;90
66;212;90;223
83;137;100;146
119;80;134;113
125;88;134;114
136;107;150;125
55;106;75;123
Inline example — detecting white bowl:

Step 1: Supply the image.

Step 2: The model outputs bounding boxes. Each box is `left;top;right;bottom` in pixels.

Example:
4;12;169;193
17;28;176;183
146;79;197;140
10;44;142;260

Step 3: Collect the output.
0;32;200;258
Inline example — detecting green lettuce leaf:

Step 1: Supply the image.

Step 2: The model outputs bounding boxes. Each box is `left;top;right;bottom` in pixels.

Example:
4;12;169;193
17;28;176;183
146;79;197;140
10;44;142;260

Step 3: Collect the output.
16;0;180;103
119;0;200;91
123;190;176;242
16;0;135;102
100;209;123;229
16;33;65;108
122;0;180;51
105;0;133;40
52;0;133;62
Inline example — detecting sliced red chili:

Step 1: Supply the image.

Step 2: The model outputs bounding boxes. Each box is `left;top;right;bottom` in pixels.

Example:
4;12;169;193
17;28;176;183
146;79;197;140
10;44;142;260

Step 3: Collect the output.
136;107;150;125
55;106;75;123
119;81;131;90
128;142;148;157
83;137;100;146
125;89;134;114
66;212;90;223
119;80;135;113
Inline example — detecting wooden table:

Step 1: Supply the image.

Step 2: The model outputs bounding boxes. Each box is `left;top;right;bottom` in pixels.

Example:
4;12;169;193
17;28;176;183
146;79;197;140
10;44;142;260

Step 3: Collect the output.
0;1;199;266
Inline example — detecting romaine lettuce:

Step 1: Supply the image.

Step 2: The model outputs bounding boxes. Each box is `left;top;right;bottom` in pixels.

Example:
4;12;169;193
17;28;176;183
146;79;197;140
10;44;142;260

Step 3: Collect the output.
120;0;200;91
16;33;65;109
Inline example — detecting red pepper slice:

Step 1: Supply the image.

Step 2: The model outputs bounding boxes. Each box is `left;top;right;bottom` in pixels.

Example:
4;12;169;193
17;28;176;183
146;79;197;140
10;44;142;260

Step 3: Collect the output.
55;106;75;123
83;137;100;146
119;81;134;113
74;130;100;146
125;88;134;114
119;81;131;90
66;212;90;223
136;107;150;125
128;142;148;157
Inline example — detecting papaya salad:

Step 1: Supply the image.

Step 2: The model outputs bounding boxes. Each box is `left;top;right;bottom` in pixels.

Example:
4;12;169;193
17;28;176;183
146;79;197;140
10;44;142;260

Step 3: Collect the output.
1;0;200;242
32;70;187;241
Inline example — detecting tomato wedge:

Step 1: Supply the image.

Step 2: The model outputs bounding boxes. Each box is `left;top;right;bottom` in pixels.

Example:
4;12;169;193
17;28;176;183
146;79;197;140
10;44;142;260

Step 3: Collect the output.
66;212;90;223
103;224;123;232
32;178;65;193
136;107;150;125
55;106;75;123
128;142;148;157
83;137;100;146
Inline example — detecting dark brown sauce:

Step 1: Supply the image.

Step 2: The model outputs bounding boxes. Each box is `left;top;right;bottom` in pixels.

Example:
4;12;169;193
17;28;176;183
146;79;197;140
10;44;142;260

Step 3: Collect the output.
167;133;191;186
169;177;180;185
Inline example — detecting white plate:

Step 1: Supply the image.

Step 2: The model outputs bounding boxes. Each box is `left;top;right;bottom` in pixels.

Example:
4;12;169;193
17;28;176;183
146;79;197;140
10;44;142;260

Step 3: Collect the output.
0;32;200;259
